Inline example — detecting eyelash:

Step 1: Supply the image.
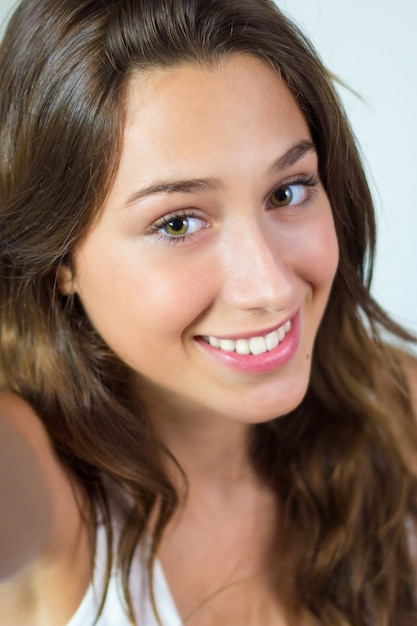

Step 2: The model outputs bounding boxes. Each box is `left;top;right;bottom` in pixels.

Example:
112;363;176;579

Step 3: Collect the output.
149;174;320;244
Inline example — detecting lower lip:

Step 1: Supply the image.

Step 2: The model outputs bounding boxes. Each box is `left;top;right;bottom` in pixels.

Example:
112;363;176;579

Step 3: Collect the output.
196;312;300;375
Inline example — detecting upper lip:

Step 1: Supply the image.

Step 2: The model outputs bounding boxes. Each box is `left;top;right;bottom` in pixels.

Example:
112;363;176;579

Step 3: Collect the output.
197;312;297;341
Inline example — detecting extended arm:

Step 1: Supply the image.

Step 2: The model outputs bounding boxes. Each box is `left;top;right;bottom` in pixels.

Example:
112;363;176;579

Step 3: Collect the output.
0;395;52;579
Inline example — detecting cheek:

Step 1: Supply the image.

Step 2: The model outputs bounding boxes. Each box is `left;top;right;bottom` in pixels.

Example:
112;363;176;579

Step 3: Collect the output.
135;267;212;331
314;221;339;286
74;241;216;340
290;212;339;289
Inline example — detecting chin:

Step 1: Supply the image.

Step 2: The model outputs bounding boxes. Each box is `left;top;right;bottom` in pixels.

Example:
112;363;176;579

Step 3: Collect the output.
227;378;310;425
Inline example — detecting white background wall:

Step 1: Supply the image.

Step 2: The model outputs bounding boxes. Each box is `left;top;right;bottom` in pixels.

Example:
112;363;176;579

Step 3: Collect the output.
1;0;416;338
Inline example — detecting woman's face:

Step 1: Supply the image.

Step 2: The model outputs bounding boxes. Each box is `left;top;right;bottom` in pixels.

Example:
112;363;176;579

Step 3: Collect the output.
69;54;339;423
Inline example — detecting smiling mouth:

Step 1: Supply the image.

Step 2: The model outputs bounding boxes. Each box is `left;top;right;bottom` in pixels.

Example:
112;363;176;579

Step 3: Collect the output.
201;320;292;356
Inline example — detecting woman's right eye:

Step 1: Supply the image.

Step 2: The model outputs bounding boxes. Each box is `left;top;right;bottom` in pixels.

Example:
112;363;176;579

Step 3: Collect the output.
151;212;207;242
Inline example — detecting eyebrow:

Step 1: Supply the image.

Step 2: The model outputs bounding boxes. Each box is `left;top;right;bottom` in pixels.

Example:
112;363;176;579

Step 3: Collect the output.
123;139;316;207
270;139;316;173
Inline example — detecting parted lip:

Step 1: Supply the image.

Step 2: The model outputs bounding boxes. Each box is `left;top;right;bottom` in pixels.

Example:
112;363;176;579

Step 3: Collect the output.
198;312;297;342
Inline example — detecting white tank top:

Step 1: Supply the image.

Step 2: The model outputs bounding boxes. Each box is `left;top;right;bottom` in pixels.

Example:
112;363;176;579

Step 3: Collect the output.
67;523;183;626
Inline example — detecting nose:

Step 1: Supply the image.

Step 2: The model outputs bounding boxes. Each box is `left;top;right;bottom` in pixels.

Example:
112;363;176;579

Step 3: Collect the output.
219;218;294;313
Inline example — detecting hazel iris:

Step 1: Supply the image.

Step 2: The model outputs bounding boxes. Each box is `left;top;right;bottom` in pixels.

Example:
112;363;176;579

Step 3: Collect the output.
164;218;188;236
269;186;293;207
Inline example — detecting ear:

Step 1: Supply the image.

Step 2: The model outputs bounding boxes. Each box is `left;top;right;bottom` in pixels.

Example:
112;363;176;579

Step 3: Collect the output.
57;263;76;296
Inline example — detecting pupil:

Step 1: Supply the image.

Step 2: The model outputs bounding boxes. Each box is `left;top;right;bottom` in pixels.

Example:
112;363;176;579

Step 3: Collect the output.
169;218;185;232
275;188;291;203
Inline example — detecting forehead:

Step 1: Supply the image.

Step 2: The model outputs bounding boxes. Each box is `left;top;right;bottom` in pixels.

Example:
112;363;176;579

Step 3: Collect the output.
119;54;311;169
124;54;308;130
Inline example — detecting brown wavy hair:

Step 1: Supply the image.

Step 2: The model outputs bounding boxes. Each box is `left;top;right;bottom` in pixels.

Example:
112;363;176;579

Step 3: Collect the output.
1;0;417;624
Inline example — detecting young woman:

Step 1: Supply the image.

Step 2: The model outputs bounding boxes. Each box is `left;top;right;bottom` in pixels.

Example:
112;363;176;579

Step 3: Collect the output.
1;1;417;625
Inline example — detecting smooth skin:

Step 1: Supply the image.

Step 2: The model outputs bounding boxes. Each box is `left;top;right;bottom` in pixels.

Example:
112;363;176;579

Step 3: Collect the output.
68;55;339;426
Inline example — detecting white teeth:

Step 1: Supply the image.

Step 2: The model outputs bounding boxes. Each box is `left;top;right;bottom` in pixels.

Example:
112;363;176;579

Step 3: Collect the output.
249;336;267;355
205;319;292;356
235;339;251;355
219;339;235;352
265;330;279;351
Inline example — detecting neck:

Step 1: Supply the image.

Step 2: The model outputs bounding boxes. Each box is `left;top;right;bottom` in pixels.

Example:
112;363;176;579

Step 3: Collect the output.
144;394;257;493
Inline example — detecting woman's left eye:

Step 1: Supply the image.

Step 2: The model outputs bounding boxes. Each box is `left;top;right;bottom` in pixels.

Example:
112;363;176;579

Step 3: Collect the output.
268;179;317;208
155;214;206;239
